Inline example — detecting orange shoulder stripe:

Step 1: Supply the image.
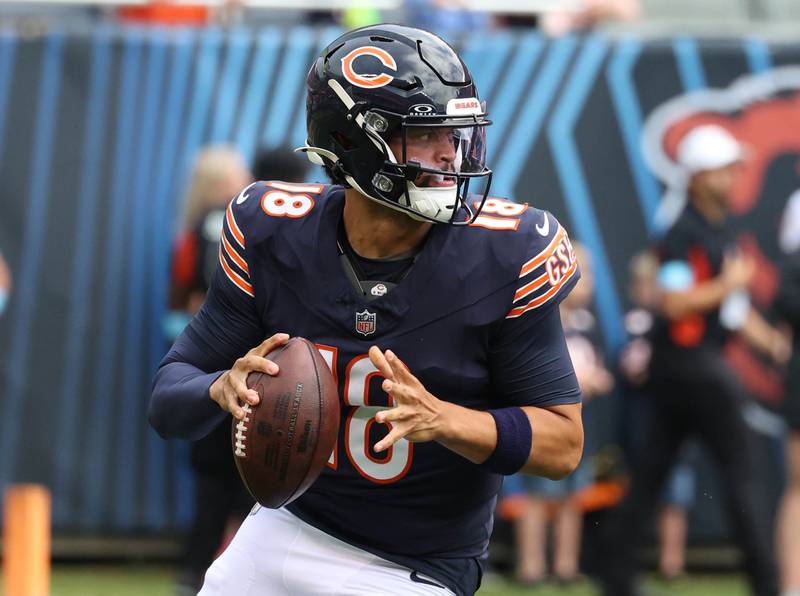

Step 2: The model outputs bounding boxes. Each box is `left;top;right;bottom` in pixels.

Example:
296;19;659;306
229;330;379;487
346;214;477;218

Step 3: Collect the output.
513;271;549;303
226;202;245;249
221;230;249;275
218;248;254;297
519;226;565;278
507;260;578;318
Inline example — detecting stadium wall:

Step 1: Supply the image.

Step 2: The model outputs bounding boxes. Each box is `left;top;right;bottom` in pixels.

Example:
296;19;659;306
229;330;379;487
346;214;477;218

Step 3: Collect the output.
0;26;797;536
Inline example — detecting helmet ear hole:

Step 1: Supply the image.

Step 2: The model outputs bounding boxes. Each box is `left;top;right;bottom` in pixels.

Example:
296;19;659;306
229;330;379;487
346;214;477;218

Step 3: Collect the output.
332;131;354;150
392;76;422;92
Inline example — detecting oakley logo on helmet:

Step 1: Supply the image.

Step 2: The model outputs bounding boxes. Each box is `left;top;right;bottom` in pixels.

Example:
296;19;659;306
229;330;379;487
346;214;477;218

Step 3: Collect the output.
410;104;436;114
341;46;397;89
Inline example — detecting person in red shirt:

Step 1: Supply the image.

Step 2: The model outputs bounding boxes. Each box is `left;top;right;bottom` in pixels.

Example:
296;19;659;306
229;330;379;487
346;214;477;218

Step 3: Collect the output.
599;124;789;596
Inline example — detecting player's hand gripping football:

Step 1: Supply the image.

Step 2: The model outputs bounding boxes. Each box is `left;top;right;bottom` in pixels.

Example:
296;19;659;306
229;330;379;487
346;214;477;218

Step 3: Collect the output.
210;333;290;420
368;346;449;452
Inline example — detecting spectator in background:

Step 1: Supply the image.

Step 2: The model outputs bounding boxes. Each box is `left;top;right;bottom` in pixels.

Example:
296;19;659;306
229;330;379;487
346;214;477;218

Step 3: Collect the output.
0;250;11;318
171;146;253;321
341;5;382;29
252;146;310;183
117;1;211;26
598;124;789;596
404;0;491;39
171;145;254;596
617;251;658;390
618;251;696;582
540;0;641;36
775;247;800;596
506;244;612;586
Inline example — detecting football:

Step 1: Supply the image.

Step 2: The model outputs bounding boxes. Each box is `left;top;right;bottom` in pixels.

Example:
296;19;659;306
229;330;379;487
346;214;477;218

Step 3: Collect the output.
232;337;339;508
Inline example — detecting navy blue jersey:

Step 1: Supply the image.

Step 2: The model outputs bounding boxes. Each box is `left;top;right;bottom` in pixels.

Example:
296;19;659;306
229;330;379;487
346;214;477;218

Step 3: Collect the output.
151;182;581;595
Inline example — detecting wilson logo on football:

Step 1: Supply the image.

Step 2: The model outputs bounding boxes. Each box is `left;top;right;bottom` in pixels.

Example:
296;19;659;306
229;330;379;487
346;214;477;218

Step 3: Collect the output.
341;46;397;89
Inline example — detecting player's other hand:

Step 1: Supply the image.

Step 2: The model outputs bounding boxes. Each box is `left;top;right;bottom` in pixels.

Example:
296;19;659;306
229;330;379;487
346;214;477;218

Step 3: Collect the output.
210;333;289;420
769;327;792;365
368;346;448;452
721;252;755;292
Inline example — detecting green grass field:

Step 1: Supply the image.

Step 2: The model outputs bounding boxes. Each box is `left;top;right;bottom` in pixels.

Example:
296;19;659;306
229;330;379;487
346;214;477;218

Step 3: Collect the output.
0;565;749;596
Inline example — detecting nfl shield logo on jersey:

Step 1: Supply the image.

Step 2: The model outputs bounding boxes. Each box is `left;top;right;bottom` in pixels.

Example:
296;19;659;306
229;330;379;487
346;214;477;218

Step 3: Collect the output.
355;309;376;336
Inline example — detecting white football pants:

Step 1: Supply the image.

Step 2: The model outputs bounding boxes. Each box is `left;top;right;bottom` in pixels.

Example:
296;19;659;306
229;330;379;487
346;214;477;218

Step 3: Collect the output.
198;505;456;596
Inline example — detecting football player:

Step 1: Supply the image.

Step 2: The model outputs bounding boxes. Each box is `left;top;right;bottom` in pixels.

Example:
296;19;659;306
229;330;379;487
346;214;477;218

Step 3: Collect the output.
149;24;584;596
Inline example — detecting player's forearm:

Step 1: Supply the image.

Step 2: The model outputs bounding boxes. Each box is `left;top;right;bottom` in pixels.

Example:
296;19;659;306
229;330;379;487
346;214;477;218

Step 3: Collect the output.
149;362;227;440
519;404;583;479
435;402;583;480
435;402;497;466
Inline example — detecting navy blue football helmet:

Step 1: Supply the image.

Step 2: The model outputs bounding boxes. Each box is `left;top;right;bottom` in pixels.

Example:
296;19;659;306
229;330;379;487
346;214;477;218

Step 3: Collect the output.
300;24;492;225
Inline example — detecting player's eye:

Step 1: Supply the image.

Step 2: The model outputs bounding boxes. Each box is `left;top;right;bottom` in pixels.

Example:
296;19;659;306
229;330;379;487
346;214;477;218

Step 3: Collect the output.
408;128;432;141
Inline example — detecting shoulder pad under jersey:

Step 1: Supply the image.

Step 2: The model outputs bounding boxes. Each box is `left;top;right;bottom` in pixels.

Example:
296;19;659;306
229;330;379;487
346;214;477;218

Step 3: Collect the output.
218;180;334;297
466;197;579;319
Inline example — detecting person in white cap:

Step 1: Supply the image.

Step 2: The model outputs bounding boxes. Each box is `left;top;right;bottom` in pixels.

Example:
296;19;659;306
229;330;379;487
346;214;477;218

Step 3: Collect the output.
656;123;747;231
672;125;787;359
677;123;746;174
598;123;789;596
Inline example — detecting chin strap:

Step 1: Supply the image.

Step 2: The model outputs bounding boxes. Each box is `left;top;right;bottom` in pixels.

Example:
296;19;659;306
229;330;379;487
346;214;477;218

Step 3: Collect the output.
295;145;463;224
343;173;430;221
294;145;338;166
295;145;352;183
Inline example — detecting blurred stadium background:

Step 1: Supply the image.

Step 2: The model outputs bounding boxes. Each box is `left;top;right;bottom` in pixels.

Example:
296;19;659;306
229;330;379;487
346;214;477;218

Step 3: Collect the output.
0;0;798;594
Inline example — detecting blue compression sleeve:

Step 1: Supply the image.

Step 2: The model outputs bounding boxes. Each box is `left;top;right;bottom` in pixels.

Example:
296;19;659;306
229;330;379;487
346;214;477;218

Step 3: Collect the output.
149;262;265;440
149;358;226;440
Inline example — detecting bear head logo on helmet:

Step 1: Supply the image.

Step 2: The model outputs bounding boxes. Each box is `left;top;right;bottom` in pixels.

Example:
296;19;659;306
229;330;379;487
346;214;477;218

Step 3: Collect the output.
299;24;493;225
